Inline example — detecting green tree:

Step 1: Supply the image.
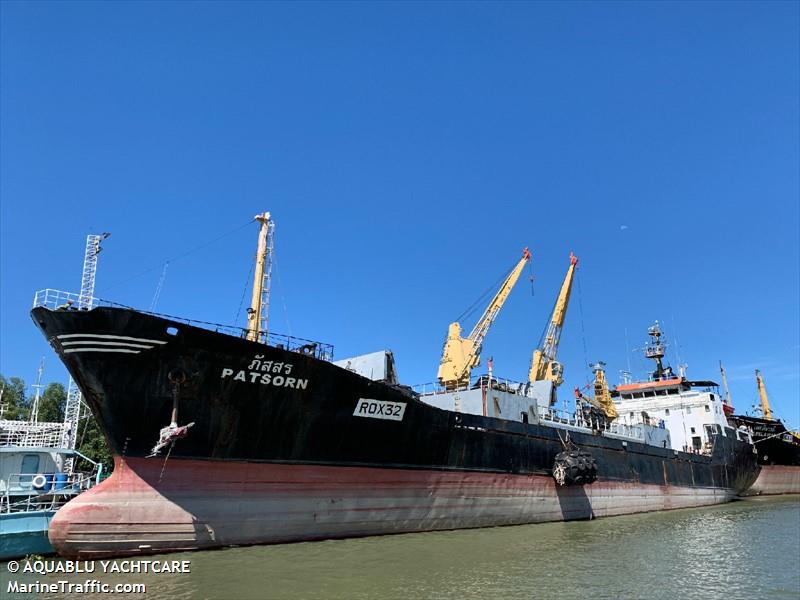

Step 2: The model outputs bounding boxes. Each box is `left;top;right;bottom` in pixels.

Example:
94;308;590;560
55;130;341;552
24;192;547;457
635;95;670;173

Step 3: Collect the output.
37;382;66;423
0;375;28;420
76;414;113;475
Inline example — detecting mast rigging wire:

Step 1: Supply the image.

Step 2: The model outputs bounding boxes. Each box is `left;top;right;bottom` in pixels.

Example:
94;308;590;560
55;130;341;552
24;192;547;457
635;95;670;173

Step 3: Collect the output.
234;259;255;328
273;256;292;337
149;262;169;312
99;218;256;293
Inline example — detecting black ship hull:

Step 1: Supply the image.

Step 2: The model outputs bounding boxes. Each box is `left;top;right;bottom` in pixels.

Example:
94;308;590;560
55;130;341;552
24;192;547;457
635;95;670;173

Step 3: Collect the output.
31;306;760;557
728;415;800;495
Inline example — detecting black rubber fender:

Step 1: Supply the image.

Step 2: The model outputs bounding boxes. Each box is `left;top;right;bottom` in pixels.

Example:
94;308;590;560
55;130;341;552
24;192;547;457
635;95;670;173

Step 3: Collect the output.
552;449;597;486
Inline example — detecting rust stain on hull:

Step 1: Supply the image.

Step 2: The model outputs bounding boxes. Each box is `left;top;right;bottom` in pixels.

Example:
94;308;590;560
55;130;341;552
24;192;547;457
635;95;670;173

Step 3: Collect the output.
50;456;736;558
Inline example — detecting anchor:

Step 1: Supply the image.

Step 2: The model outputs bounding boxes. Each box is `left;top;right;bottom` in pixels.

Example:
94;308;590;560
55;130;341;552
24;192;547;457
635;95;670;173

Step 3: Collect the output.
149;368;195;457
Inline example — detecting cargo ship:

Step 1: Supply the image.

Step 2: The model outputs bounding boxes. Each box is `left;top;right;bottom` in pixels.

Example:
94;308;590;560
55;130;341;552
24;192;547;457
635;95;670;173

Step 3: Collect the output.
727;371;800;495
30;215;759;557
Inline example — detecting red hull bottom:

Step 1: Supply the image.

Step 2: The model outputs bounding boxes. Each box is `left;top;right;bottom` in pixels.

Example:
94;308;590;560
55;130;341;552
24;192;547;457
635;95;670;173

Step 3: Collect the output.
742;465;800;496
50;457;737;557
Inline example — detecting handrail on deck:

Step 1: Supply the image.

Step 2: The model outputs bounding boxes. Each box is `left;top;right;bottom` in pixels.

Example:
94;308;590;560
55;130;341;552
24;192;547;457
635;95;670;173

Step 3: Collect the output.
32;288;335;361
414;374;528;396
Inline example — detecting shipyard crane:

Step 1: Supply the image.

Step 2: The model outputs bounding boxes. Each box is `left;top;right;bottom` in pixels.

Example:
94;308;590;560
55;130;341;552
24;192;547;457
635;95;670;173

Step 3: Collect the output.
437;248;531;390
528;253;578;399
574;362;618;422
755;369;773;421
62;233;109;474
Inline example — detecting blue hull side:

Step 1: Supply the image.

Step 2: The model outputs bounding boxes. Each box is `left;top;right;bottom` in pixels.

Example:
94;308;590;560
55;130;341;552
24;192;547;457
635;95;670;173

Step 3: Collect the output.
0;510;55;559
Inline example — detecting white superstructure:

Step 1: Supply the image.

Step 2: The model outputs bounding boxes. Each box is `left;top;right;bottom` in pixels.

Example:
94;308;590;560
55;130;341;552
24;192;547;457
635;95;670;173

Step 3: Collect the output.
613;378;739;452
612;322;751;453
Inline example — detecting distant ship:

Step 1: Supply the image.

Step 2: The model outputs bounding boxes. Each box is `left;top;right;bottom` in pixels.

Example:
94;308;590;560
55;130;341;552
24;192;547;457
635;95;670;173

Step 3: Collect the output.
727;370;800;495
30;214;759;557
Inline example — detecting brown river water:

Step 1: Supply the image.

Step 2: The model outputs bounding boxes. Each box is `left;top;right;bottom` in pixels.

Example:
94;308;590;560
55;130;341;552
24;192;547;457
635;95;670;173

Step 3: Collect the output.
2;496;798;600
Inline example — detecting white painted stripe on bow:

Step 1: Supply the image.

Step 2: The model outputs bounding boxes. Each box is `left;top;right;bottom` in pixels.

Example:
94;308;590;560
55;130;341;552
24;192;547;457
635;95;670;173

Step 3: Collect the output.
61;340;153;349
64;348;141;354
57;333;168;345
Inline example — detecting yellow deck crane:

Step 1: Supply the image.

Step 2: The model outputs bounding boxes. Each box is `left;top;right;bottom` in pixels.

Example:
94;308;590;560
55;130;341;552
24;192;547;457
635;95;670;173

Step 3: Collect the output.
528;253;578;401
574;362;618;421
755;369;773;421
437;248;531;390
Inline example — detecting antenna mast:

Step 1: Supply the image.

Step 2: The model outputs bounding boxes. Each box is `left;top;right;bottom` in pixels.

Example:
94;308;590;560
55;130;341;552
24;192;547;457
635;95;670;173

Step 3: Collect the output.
719;361;735;415
247;213;275;344
644;321;668;379
63;233;109;471
29;358;45;423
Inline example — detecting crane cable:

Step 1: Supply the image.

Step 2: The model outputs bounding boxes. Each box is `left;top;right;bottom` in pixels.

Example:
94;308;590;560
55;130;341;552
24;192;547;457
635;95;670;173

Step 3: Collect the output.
454;262;516;326
576;270;592;388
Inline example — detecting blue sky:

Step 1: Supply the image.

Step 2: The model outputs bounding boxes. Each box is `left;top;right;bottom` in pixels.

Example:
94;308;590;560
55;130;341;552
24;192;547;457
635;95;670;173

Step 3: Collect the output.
1;1;798;425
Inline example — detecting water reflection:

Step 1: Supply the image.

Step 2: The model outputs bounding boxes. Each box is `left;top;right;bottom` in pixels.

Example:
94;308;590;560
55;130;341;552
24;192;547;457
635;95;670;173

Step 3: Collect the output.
5;497;798;600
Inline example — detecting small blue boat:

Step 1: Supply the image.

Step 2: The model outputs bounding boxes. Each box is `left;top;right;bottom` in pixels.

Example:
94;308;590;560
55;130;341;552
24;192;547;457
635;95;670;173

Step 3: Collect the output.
1;420;101;559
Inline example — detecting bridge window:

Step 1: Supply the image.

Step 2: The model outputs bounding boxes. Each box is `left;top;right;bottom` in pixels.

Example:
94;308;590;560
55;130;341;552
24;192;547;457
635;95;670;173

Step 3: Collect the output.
705;405;710;412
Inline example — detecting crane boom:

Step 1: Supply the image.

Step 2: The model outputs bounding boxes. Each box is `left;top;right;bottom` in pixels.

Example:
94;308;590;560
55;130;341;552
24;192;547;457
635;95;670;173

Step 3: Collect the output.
437;248;531;390
755;369;773;420
528;252;578;389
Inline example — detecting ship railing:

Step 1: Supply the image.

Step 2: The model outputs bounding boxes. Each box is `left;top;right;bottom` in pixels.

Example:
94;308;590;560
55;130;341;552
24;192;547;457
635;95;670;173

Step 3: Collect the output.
540;407;581;426
0;489;78;515
681;444;713;456
413;374;528;396
604;421;646;440
1;471;96;497
0;420;67;448
33;288;92;311
32;289;335;362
